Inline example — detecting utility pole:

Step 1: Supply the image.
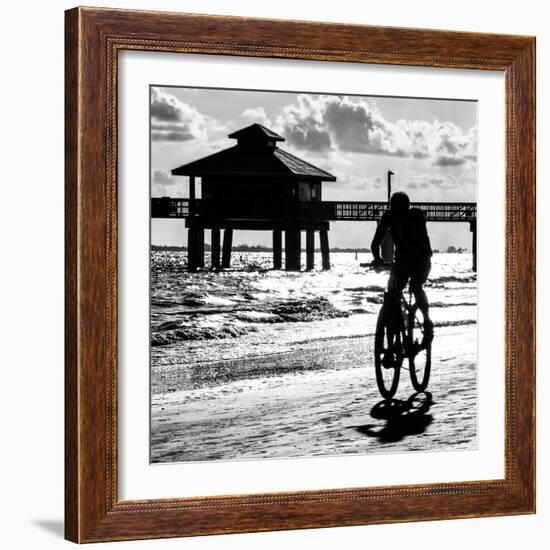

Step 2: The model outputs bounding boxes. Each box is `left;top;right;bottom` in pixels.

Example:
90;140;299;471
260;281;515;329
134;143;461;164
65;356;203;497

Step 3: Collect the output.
382;170;395;263
387;170;394;202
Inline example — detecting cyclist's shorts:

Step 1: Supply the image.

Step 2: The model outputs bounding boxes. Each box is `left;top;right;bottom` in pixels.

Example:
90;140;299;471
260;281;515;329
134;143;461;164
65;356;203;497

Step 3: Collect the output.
388;258;431;292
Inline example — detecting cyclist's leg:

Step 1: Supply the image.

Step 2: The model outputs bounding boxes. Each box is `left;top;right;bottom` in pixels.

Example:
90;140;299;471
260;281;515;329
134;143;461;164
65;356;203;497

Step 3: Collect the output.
410;258;433;345
380;265;407;361
387;263;408;316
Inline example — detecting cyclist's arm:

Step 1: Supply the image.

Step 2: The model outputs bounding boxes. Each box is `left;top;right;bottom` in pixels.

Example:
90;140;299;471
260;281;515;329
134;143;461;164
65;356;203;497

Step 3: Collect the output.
370;212;390;262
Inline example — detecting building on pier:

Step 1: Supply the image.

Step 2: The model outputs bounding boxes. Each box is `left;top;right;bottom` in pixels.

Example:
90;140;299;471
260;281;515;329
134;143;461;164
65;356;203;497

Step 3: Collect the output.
170;123;337;271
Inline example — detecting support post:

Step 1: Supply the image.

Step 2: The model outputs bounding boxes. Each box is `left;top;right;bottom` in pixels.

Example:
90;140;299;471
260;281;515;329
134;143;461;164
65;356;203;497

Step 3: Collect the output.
187;227;197;271
320;229;331;270
222;228;233;269
306;230;315;270
273;229;282;269
196;227;205;269
189;176;195;216
211;228;220;270
285;228;301;271
471;220;477;272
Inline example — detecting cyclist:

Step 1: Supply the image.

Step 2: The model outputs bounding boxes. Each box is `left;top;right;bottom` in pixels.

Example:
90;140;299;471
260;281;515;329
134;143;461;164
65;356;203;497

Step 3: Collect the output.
370;191;434;347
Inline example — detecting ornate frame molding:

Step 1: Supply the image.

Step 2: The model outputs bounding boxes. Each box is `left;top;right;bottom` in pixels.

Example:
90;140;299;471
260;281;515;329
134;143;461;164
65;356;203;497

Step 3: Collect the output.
65;7;535;542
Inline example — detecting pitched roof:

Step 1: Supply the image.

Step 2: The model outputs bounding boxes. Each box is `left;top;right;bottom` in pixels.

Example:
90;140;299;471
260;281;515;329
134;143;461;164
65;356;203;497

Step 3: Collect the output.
227;123;285;142
273;148;335;180
172;145;336;181
172;123;336;181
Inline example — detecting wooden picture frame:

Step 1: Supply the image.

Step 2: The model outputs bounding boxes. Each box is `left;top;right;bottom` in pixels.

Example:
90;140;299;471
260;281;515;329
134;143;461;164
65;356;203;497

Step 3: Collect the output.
65;6;536;543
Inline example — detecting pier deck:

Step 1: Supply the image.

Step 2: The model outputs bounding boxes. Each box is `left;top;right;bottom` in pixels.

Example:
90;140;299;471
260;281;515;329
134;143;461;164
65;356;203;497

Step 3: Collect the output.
151;198;476;223
151;198;477;271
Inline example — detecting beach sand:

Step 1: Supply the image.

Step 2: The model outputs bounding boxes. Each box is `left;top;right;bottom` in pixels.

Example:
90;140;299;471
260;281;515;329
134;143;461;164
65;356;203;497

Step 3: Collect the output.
151;323;477;462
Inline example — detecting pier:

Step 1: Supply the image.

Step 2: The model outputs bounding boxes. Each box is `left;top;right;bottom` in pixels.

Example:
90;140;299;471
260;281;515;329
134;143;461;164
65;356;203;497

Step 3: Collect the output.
156;123;477;272
151;197;478;271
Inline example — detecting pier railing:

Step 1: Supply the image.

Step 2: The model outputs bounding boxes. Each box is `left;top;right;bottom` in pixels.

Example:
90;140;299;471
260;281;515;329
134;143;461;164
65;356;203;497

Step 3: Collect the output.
151;197;476;223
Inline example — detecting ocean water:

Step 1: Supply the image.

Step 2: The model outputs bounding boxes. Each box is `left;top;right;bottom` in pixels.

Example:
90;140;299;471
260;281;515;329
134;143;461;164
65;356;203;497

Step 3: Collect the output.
150;252;478;461
150;252;477;380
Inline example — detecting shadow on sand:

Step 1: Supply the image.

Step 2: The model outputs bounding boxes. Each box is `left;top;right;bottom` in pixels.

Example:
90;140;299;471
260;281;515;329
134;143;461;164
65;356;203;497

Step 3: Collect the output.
352;392;434;444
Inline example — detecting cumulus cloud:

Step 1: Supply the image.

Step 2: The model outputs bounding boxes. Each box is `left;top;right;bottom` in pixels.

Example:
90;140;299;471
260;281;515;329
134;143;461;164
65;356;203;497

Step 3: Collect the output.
276;94;406;156
151;90;184;122
393;118;477;168
276;95;332;153
153;169;176;185
286;127;332;153
151;88;226;142
430;123;477;166
242;107;272;127
324;98;405;156
273;94;477;167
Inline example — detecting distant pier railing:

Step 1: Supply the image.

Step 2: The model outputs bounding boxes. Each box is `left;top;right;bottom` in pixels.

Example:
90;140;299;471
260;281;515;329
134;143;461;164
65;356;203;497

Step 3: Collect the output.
151;198;476;223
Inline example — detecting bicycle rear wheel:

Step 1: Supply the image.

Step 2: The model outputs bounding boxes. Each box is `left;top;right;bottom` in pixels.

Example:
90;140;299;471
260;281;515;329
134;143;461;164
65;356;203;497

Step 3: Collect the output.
374;306;404;399
408;305;432;391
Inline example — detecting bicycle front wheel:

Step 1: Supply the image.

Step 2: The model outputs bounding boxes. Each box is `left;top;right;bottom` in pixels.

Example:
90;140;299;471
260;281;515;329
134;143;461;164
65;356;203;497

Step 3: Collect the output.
408;305;432;392
374;306;404;399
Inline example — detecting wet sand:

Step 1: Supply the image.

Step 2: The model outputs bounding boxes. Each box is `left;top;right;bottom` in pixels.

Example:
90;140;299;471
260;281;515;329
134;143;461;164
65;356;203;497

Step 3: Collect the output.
151;323;477;462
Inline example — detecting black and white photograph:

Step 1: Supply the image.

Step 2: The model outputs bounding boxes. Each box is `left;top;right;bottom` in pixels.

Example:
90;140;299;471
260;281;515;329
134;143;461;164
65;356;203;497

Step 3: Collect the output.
149;85;478;463
1;1;543;547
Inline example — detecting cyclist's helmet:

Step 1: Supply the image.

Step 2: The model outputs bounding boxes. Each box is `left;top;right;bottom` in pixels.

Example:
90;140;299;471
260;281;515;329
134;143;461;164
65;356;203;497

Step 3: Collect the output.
390;191;410;214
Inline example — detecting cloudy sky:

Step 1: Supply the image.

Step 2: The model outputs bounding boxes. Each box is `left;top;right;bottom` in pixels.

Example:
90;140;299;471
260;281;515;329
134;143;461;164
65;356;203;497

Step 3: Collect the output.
151;86;477;250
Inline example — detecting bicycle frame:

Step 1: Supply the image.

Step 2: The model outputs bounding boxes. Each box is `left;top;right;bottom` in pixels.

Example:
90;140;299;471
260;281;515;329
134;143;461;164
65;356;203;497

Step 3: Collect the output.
373;262;432;398
382;288;423;360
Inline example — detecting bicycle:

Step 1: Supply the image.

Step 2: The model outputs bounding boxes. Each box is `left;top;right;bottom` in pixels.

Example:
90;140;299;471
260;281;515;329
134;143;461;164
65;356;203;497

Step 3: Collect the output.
373;265;432;399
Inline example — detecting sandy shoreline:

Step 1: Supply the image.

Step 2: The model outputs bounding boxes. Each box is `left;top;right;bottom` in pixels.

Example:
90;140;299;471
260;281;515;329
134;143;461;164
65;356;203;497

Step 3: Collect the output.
151;323;477;462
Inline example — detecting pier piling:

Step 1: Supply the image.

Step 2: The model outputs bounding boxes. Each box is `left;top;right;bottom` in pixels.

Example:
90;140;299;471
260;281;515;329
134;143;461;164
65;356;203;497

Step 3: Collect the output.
320;229;330;270
273;229;282;269
221;228;233;268
306;230;315;270
211;228;220;269
285;228;301;271
196;228;205;269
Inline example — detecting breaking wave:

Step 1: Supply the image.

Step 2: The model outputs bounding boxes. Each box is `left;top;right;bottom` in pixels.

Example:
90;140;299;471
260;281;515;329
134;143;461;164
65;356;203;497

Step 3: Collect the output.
150;252;478;354
152;324;254;347
151;297;349;346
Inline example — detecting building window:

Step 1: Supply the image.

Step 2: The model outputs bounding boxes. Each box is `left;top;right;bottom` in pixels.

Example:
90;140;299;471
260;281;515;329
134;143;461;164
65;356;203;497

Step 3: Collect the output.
298;182;311;201
311;184;321;201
